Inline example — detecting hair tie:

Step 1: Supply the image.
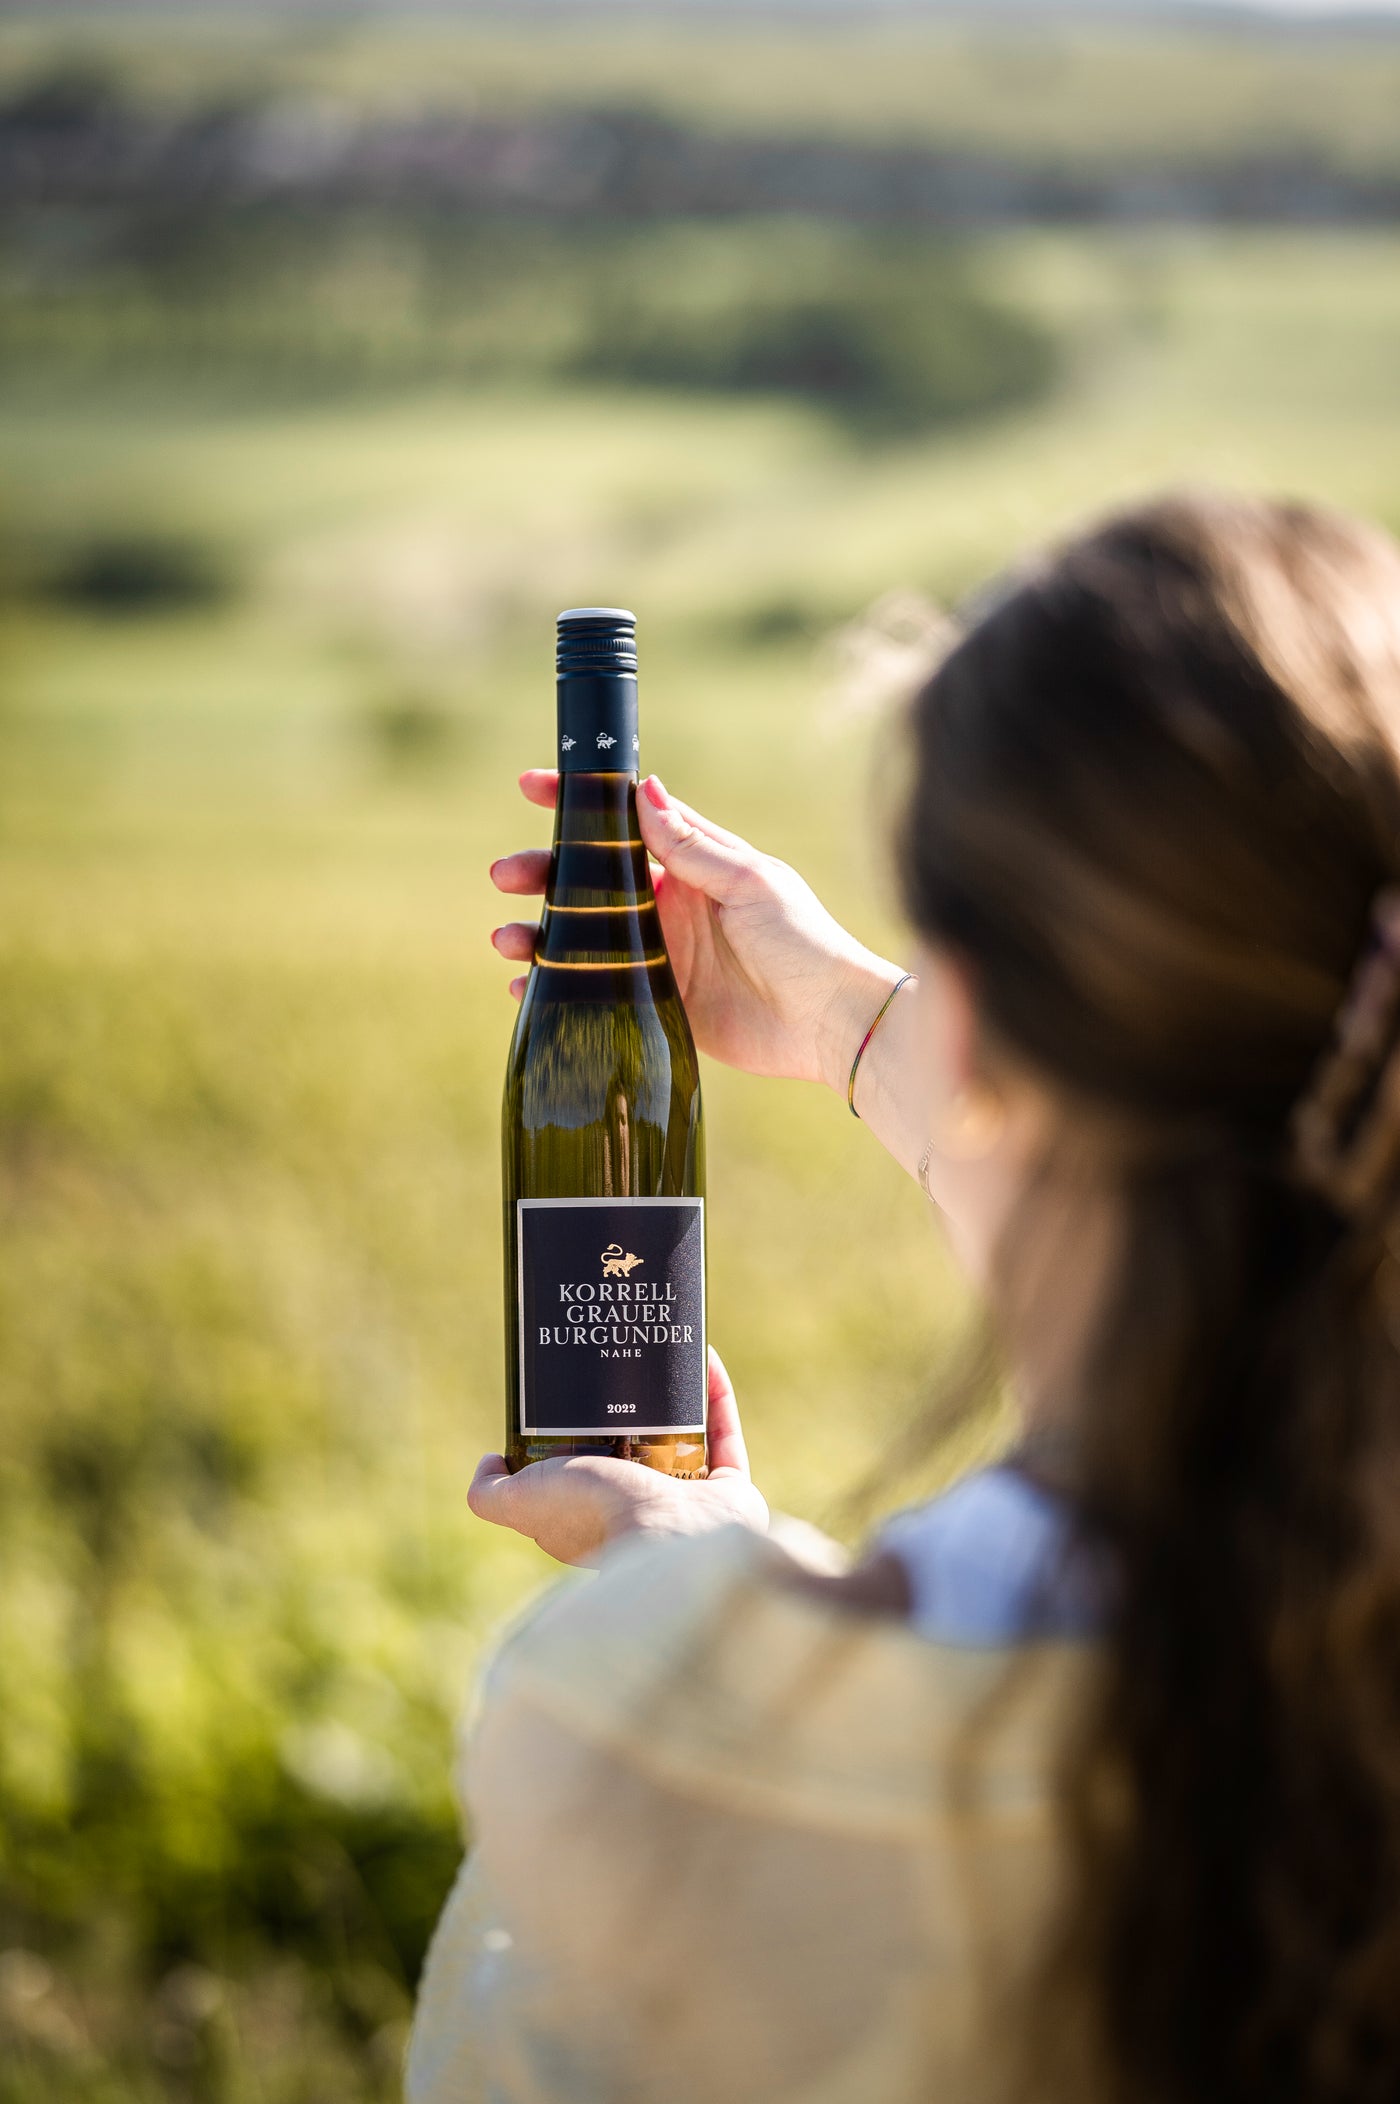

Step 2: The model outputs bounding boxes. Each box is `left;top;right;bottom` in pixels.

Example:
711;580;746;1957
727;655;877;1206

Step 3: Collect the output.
1290;886;1400;1222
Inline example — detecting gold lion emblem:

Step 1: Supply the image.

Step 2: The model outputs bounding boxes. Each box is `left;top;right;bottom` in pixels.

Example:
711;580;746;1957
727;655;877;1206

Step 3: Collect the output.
601;1242;643;1279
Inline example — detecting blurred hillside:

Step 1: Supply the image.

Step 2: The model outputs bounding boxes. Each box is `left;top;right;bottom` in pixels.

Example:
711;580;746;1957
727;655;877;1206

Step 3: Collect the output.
7;11;1400;174
3;8;1400;2103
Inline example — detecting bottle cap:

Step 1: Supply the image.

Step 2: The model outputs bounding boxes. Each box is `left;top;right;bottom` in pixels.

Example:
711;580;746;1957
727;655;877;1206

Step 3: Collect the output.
557;607;638;677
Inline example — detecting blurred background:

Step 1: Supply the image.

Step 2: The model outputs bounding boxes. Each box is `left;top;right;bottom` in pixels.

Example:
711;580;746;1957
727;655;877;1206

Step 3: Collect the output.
3;0;1400;2096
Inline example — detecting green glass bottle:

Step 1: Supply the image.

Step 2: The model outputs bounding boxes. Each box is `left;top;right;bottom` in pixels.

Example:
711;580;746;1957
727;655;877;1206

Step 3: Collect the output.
501;608;707;1477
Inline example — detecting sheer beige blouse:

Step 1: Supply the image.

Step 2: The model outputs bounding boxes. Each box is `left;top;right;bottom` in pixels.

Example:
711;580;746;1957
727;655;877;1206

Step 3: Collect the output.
406;1520;1098;2104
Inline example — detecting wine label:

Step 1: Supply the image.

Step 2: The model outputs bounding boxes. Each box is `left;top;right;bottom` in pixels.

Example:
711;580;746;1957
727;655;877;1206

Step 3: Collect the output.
516;1197;705;1436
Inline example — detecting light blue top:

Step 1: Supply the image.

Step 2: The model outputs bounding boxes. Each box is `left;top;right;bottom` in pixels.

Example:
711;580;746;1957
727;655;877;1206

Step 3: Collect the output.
874;1464;1102;1647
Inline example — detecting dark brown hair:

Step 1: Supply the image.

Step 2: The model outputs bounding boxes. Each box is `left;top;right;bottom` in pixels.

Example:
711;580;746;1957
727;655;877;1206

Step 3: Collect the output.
901;492;1400;2103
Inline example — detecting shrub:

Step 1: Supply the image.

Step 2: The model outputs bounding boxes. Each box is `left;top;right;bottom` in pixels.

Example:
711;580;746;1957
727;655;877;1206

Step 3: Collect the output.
566;242;1057;434
40;535;233;618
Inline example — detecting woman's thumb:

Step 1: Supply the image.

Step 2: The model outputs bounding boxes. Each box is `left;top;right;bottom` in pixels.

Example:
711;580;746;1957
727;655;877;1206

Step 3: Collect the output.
638;778;748;904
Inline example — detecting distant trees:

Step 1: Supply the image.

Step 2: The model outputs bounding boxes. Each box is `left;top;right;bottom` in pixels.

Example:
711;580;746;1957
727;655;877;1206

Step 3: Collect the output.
567;235;1057;432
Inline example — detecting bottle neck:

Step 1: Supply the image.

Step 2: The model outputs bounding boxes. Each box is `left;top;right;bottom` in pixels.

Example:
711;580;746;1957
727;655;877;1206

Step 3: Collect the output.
557;668;639;775
550;767;638;848
536;772;664;986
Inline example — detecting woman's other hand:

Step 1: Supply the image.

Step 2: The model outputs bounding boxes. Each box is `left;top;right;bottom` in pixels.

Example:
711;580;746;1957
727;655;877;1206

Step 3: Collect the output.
467;1349;768;1568
490;770;901;1091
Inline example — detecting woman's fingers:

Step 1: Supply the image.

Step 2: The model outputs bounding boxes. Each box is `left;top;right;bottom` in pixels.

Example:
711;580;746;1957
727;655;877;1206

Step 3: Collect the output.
467;1453;518;1524
516;765;748;853
637;777;753;906
491;922;538;963
502;776;754;902
487;777;555;914
468;1452;567;1539
469;1453;577;1549
467;1451;642;1566
665;793;754;855
704;1347;750;1478
490;849;550;896
489;908;536;996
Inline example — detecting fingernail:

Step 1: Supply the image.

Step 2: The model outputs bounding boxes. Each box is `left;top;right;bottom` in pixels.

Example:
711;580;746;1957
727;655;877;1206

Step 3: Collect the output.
642;775;670;812
490;926;503;944
489;859;502;878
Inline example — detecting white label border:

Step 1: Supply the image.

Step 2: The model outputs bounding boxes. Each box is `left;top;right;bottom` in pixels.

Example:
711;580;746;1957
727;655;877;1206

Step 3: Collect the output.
517;1197;707;1437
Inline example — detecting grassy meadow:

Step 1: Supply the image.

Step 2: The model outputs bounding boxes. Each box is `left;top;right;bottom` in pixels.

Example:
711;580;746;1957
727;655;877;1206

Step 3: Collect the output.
4;18;1400;2098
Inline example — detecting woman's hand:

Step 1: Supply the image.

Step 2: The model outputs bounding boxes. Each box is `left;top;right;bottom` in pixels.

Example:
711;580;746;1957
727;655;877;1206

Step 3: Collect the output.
467;1349;768;1568
490;770;902;1091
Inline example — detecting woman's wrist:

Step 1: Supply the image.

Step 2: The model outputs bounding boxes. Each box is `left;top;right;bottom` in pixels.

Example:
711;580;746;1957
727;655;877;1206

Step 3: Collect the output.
816;954;911;1099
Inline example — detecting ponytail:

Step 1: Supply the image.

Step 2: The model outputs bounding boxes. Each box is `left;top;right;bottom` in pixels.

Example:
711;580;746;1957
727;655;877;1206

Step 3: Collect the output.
899;491;1400;2101
1055;1147;1400;2102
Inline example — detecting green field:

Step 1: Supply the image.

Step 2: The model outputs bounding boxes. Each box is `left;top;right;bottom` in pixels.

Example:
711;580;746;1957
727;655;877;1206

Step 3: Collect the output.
5;216;1400;2095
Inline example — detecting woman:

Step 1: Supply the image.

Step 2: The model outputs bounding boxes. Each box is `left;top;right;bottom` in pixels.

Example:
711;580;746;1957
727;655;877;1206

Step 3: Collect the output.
408;493;1400;2104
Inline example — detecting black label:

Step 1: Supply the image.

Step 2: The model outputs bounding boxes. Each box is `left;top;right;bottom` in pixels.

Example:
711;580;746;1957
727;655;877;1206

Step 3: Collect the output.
517;1198;705;1435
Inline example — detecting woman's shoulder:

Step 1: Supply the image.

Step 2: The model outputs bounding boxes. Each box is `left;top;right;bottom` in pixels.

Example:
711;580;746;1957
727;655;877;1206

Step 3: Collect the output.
875;1463;1104;1647
469;1513;1094;1834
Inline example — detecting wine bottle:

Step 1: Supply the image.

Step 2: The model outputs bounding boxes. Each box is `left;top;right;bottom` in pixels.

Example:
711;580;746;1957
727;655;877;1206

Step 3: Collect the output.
501;608;707;1478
